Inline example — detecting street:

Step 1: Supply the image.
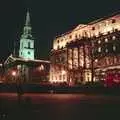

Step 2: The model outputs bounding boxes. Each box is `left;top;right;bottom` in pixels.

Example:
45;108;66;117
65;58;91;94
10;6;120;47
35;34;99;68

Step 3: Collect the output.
0;93;120;120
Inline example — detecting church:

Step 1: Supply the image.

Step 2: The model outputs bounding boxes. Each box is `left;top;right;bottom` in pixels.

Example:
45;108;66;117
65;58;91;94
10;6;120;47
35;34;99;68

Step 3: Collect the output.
4;11;50;84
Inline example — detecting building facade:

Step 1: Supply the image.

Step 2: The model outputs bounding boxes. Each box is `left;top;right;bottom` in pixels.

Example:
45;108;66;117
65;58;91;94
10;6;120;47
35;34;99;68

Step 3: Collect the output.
50;13;120;86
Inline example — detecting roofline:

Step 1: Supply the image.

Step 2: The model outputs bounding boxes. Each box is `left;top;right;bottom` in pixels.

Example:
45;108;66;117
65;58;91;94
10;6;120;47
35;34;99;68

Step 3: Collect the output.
15;58;50;63
88;11;120;25
4;54;16;65
54;10;120;39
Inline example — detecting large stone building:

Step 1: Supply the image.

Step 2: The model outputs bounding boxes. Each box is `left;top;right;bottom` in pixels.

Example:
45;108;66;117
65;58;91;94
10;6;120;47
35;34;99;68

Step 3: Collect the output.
50;12;120;86
4;11;50;84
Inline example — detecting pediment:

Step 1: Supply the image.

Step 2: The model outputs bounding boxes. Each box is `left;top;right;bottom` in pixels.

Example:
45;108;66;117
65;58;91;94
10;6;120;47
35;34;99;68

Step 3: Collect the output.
4;54;16;65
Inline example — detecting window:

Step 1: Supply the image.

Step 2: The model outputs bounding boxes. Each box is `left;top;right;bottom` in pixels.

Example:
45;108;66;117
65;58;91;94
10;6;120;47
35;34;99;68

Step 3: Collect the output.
63;75;65;80
112;19;116;23
112;36;116;40
98;40;101;44
28;42;30;48
57;40;59;43
92;27;95;30
75;34;78;39
105;49;108;53
87;77;90;82
113;45;116;51
69;35;72;39
98;47;101;52
105;38;108;42
40;64;44;70
59;75;62;80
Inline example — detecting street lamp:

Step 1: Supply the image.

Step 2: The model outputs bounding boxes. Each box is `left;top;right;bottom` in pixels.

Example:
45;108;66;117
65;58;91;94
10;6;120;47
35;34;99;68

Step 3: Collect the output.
11;70;17;82
12;71;17;77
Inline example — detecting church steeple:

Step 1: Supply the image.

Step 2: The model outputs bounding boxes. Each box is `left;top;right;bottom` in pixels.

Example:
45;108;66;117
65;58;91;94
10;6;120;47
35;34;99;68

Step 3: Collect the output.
19;10;35;60
25;10;31;26
22;10;32;38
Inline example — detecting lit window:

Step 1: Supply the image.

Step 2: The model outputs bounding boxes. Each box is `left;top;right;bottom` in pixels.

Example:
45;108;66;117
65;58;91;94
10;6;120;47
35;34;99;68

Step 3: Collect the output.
105;38;108;42
112;36;116;40
98;40;101;44
98;47;101;52
113;45;116;51
39;64;44;70
105;49;108;53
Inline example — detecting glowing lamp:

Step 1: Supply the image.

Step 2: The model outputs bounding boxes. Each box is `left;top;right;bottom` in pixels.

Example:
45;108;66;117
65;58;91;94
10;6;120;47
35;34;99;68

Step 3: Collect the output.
12;71;17;76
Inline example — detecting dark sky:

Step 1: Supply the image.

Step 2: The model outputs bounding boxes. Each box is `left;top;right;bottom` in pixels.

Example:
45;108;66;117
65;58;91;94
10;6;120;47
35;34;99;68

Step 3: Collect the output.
0;0;120;62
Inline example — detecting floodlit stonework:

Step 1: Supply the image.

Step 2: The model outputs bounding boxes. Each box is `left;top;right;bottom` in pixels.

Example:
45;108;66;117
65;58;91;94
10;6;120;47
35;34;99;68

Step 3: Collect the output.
50;13;120;86
19;11;34;60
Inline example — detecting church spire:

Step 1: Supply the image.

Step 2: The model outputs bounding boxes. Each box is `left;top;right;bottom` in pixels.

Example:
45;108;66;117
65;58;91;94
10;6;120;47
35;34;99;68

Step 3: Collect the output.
25;10;31;26
22;10;32;38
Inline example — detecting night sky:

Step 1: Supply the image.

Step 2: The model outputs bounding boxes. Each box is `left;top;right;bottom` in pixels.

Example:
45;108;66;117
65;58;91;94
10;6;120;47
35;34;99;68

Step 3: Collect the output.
0;0;120;62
